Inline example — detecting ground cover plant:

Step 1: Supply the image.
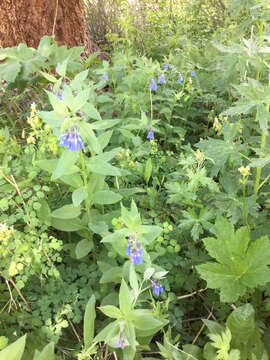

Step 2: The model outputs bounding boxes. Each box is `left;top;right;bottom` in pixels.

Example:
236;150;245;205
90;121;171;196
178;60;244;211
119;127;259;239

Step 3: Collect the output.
1;0;270;359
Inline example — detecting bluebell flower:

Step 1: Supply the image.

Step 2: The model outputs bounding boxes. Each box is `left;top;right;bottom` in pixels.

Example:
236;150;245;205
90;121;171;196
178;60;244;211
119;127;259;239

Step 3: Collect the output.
158;74;166;84
163;24;167;27
151;280;164;296
191;71;196;77
59;128;85;152
126;237;143;265
116;334;126;350
101;73;108;81
178;75;183;83
149;78;157;91
147;127;154;140
163;64;169;71
56;92;63;101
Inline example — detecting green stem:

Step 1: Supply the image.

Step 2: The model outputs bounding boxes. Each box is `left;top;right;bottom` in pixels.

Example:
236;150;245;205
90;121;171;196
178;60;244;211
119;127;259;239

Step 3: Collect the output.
80;150;91;224
242;177;250;233
150;87;153;122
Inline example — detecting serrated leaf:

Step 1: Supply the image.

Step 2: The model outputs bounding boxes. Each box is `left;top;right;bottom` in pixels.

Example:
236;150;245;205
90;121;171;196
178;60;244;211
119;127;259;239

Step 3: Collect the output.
196;218;270;302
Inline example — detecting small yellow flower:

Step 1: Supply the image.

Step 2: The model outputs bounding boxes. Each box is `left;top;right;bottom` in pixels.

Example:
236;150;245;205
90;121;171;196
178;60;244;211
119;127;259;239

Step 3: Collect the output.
27;136;36;144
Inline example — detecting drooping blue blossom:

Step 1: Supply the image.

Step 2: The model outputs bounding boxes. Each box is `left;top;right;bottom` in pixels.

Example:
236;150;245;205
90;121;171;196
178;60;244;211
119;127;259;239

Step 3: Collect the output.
158;74;166;84
163;64;169;71
163;24;168;27
177;75;183;83
59;128;85;152
101;73;108;81
191;71;196;77
146;127;154;140
116;334;126;350
126;236;143;265
151;280;164;296
149;78;157;91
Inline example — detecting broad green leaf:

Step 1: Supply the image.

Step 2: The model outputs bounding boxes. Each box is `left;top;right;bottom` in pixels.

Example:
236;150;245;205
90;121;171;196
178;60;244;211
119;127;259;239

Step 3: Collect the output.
93;190;122;205
98;130;113;150
40;71;57;83
75;239;93;258
0;334;26;360
82;103;102;121
119;279;133;315
124;321;136;351
51;204;81;219
51;151;79;180
46;91;69;115
51;217;84;231
36;159;58;173
80;123;101;154
121;201;141;230
98;305;122;319
90;118;120;130
87;159;121;176
196;218;270;302
72;88;90;112
100;266;123;284
56;57;69;77
84;295;96;349
36;199;51;226
144;268;155;281
72;187;87;207
34;342;54;360
93;320;119;343
226;304;255;347
202;319;225;335
145;158;152;184
0;59;21;83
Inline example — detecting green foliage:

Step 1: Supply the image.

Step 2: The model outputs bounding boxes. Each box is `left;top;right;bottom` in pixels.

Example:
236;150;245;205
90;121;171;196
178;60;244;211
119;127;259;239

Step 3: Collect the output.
196;218;270;302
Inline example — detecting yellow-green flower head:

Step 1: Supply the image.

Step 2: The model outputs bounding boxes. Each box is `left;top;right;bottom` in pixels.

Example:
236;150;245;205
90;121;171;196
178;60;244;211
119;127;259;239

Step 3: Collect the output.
238;166;250;177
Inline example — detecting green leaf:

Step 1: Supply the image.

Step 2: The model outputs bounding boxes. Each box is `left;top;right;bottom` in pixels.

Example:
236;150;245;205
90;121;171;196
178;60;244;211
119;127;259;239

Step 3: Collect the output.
87;159;121;176
72;187;87;207
36;199;51;226
119;279;133;315
34;342;54;360
90;118;120;130
36;159;58;174
226;304;255;347
100;266;123;283
51;204;81;219
0;59;21;83
0;334;26;360
51;151;79;180
82;103;102;121
256;104;270;135
98;130;113;150
80;123;101;154
75;239;93;258
84;295;96;349
196;218;270;302
98;305;122;319
129;263;139;296
56;57;69;77
40;71;57;83
72;89;90;113
93;320;119;343
93;190;122;205
51;217;84;231
46;91;69;115
145;158;152;184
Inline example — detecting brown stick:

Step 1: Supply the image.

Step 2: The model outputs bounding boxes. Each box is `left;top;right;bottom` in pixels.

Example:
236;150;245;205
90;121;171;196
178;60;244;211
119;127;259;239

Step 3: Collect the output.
178;288;207;300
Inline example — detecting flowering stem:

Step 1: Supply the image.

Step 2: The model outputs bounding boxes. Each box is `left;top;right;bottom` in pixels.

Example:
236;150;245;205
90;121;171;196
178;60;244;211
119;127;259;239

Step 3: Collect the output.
149;87;153;122
80;150;91;224
242;177;250;233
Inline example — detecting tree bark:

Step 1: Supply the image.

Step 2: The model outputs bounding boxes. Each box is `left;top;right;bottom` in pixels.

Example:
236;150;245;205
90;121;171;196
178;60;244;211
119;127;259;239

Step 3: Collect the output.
0;0;93;54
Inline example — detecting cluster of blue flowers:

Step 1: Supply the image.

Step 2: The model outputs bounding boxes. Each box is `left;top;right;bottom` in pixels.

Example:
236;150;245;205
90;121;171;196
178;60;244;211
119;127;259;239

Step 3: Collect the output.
150;69;195;91
59;128;85;152
100;73;108;81
151;280;164;296
147;127;154;140
126;234;143;265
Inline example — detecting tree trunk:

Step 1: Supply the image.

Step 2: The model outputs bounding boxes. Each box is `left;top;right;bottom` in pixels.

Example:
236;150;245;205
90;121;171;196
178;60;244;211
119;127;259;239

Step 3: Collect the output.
0;0;94;54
